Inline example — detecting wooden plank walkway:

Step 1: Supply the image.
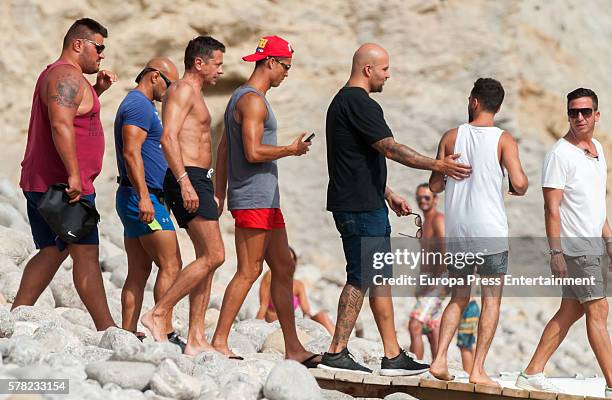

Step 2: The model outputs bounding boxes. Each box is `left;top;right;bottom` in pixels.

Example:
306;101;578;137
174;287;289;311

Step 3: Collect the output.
309;369;607;400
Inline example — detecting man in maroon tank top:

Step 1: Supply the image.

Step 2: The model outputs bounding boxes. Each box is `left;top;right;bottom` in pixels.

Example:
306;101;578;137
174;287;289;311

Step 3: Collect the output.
14;18;117;331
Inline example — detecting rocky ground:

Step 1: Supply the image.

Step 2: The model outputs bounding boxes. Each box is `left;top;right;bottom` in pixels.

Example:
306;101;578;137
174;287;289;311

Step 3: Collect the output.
0;175;608;400
1;0;611;399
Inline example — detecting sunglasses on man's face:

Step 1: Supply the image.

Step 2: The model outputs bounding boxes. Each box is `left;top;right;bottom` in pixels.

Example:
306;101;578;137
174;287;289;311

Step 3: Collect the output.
135;67;172;87
417;195;432;202
80;38;105;54
270;57;291;71
567;108;593;119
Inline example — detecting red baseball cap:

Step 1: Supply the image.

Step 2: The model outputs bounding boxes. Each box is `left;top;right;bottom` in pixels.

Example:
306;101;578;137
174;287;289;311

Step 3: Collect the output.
242;35;294;62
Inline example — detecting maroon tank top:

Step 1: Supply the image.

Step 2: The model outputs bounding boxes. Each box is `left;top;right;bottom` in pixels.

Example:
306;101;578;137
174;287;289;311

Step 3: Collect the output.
20;59;104;195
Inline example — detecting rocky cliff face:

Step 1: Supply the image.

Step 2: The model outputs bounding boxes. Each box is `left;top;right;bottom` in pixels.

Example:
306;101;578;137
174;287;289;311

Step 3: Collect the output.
1;0;610;258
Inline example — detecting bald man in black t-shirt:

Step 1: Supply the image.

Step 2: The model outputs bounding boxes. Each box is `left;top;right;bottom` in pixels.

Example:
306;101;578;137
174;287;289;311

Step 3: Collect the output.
320;43;471;375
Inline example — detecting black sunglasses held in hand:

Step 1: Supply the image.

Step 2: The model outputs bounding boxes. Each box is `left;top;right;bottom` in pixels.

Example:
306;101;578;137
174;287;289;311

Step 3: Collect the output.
398;213;423;239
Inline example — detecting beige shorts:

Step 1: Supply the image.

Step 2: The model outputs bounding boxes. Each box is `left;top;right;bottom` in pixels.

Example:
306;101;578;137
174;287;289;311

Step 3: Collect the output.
561;255;608;304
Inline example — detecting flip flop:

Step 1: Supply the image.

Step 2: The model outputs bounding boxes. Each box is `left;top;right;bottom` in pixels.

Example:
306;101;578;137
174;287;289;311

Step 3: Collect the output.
229;355;244;360
167;332;187;353
300;353;322;369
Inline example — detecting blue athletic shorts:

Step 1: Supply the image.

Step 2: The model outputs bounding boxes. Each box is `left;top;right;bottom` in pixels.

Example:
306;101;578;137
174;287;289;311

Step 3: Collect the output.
115;186;174;238
24;191;99;251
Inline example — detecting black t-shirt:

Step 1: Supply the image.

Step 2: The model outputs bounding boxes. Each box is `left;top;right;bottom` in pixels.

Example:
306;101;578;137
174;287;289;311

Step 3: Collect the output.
326;86;393;212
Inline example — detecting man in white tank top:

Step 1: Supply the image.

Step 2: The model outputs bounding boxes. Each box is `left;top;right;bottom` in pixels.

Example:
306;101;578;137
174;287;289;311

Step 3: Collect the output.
428;78;528;386
516;88;612;397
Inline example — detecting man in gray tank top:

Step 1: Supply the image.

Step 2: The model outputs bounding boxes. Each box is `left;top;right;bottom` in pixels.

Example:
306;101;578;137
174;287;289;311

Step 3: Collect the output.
212;36;319;366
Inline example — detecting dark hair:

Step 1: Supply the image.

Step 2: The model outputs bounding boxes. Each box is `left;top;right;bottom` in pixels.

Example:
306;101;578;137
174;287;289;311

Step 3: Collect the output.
416;182;436;196
62;18;108;49
567;87;598;111
470;78;505;113
184;36;226;69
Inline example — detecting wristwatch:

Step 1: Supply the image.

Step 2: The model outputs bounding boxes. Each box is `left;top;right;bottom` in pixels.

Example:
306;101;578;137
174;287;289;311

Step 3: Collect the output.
548;248;563;256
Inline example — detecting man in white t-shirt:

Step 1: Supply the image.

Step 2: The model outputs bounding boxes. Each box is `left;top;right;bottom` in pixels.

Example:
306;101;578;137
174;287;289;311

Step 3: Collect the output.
516;88;612;398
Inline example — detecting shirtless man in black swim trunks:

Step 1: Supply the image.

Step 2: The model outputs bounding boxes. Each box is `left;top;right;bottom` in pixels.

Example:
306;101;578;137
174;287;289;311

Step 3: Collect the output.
141;36;226;356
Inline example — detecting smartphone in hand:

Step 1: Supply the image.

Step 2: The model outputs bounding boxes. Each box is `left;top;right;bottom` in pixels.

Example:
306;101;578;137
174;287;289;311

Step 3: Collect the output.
304;133;315;142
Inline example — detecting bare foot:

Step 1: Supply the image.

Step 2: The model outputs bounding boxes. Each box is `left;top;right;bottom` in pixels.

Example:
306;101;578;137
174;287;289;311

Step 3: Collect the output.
184;339;217;357
429;361;455;381
140;309;168;342
469;372;500;387
212;343;240;359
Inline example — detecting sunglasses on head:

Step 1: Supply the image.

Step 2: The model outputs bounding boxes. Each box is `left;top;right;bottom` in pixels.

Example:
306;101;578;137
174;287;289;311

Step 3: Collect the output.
567;108;593;119
135;67;172;87
80;38;105;54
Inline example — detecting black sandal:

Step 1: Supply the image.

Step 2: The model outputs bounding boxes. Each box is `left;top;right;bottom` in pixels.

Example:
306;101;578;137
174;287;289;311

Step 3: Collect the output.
300;353;322;368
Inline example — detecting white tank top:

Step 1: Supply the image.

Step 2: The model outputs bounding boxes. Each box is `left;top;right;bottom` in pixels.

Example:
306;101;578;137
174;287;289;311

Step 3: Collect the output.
445;123;508;254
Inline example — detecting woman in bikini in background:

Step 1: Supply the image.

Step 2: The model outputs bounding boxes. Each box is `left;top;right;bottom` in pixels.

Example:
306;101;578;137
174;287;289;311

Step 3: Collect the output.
256;247;335;335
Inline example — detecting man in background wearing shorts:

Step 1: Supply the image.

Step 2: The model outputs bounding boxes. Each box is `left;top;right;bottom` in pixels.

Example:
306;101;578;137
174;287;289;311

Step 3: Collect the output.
114;57;185;350
457;299;480;373
408;183;446;361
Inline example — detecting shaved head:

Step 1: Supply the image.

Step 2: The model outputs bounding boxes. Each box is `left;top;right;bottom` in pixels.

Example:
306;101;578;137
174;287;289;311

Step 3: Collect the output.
351;43;388;74
146;57;179;81
137;57;179;101
349;43;390;93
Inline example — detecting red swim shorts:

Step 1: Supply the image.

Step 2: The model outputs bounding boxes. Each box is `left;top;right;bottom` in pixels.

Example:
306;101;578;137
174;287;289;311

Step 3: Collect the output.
230;208;285;230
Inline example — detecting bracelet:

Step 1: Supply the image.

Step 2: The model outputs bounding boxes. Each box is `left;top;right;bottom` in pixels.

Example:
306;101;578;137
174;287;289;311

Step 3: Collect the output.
176;172;188;183
548;248;563;256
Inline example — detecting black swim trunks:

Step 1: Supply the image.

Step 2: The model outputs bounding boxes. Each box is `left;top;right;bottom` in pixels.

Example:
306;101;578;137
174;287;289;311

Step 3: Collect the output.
163;166;218;228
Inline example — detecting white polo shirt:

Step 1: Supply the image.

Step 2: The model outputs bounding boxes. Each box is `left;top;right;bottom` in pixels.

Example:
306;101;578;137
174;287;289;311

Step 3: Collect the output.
541;137;607;256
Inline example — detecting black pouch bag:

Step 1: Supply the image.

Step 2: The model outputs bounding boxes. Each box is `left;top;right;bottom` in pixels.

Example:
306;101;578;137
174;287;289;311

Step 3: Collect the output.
37;183;100;244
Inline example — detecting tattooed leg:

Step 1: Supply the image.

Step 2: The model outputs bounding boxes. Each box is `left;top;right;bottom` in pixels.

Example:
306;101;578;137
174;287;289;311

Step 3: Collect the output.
328;283;365;353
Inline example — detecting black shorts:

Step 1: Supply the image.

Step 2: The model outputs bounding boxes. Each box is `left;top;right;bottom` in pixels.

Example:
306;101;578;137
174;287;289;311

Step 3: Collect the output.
163;167;218;228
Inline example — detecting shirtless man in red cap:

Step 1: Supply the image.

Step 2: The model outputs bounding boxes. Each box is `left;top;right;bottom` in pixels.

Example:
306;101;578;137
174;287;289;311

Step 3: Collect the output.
212;36;319;366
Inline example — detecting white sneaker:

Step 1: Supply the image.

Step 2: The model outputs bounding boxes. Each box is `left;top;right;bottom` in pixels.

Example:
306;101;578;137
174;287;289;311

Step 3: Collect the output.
605;386;612;399
515;371;561;393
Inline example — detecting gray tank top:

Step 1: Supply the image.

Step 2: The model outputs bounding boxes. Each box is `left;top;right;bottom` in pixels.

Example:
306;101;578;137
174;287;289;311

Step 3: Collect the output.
225;86;280;210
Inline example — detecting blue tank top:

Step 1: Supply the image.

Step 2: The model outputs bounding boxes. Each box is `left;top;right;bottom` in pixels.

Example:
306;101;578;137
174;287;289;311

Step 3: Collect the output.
224;86;280;210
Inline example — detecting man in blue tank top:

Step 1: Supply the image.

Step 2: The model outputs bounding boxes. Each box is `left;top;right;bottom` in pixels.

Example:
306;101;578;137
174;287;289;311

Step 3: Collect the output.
213;36;319;366
114;57;186;350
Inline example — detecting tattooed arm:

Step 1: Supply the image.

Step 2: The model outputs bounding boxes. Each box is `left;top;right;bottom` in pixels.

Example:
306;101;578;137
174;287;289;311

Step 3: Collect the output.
372;136;471;180
46;66;84;201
